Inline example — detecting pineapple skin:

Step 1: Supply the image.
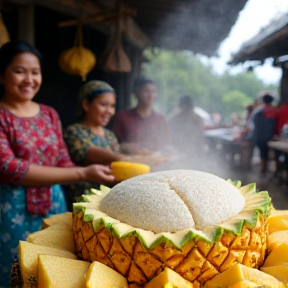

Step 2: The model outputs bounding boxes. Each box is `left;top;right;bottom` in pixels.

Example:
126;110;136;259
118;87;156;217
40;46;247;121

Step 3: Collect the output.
73;212;268;286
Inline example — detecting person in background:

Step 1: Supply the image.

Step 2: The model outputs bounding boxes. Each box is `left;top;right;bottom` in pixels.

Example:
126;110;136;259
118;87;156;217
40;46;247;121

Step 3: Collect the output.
211;113;222;128
273;102;288;138
113;76;172;155
230;113;242;126
169;95;205;164
0;41;114;287
264;100;288;178
63;80;122;210
245;93;266;139
252;93;277;175
244;104;254;139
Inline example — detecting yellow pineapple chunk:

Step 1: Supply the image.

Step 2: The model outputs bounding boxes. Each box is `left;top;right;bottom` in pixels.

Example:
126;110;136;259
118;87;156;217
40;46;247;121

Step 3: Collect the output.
86;261;128;288
38;254;90;288
44;223;73;231
27;229;75;253
262;243;288;267
204;263;284;288
144;267;193;288
261;266;288;285
42;212;73;229
111;161;150;182
267;210;288;234
18;241;77;288
228;280;259;288
268;230;288;251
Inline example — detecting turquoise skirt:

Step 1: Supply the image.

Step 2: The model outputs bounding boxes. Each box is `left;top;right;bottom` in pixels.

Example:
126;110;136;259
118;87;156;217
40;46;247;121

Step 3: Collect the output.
0;184;67;288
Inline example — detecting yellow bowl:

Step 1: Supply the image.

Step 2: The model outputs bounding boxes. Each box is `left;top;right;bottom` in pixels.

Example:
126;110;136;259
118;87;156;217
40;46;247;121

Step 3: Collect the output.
111;161;150;182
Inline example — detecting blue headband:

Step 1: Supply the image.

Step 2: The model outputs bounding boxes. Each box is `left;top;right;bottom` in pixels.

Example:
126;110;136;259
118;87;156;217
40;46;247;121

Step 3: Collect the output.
85;88;115;101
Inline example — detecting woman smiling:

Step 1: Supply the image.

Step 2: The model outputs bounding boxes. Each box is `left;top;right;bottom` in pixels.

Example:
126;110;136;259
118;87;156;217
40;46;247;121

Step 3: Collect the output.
0;42;115;287
63;80;122;209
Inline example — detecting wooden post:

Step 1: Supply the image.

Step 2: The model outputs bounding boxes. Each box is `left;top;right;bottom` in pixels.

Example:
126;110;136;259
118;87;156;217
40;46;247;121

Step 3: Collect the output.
17;4;34;45
280;65;288;105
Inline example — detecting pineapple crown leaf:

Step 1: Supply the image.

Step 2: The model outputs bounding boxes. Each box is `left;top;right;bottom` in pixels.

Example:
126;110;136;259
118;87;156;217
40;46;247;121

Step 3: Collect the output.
227;179;241;188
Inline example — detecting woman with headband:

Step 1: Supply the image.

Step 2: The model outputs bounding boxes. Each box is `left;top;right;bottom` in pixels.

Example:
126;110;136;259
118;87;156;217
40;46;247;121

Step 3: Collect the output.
63;80;122;209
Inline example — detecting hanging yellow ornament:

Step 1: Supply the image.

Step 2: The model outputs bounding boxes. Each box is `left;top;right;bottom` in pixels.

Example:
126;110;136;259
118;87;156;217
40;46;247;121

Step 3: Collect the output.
0;13;10;47
58;24;96;81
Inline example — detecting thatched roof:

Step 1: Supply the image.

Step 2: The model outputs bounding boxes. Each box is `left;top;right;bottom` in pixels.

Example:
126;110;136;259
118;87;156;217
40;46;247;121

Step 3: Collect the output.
109;0;248;55
229;13;288;65
6;0;248;56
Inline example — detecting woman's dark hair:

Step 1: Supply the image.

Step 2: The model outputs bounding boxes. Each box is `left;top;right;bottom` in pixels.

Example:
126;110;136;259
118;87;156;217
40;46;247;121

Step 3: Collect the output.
0;41;43;75
133;76;155;93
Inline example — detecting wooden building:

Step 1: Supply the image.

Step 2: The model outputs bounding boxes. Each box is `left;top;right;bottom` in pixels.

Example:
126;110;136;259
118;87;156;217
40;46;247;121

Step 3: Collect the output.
229;13;288;104
2;0;248;126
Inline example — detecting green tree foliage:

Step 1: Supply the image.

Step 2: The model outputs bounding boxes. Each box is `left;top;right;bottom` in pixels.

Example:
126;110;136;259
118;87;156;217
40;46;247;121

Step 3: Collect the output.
222;90;251;117
221;72;267;100
142;49;277;119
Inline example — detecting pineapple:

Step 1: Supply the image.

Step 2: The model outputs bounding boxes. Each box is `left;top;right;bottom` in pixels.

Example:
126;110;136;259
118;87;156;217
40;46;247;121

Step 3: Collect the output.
204;263;284;288
42;223;73;232
268;230;288;251
228;280;259;288
86;261;128;288
28;229;76;253
267;210;288;234
144;267;193;288
262;243;288;267
110;161;150;182
72;170;271;286
42;212;73;229
18;241;77;288
37;254;90;288
260;266;288;285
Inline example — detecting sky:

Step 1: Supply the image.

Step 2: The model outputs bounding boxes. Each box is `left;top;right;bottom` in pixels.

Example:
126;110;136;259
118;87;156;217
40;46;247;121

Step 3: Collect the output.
209;0;288;85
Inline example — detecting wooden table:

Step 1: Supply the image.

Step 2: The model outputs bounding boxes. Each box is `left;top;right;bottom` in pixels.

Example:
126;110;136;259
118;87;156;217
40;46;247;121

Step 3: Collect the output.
205;128;253;170
268;141;288;153
268;141;288;184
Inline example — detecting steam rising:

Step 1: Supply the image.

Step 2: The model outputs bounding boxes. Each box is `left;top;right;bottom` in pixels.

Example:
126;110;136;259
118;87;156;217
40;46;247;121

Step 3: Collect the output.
152;0;247;55
142;1;250;182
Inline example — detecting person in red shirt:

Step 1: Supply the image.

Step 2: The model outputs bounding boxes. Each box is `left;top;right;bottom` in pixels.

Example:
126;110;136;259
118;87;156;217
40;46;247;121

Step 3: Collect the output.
275;103;288;137
113;76;172;155
264;102;288;179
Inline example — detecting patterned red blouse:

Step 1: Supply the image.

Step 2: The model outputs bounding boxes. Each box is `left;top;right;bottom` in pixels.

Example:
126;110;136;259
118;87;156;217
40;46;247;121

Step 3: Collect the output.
0;104;75;215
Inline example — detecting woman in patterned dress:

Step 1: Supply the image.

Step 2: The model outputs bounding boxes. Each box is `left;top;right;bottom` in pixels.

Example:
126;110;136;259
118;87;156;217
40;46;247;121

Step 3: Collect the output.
63;80;122;210
0;41;115;287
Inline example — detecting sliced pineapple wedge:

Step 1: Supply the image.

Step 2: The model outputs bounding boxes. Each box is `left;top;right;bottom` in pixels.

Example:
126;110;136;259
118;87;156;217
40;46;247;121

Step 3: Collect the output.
42;212;73;229
228;280;259;288
144;267;193;288
268;230;288;251
43;223;72;231
110;161;150;182
37;254;90;288
27;229;75;253
204;263;285;288
261;266;288;286
267;210;288;234
86;261;128;288
262;243;288;267
18;241;76;288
